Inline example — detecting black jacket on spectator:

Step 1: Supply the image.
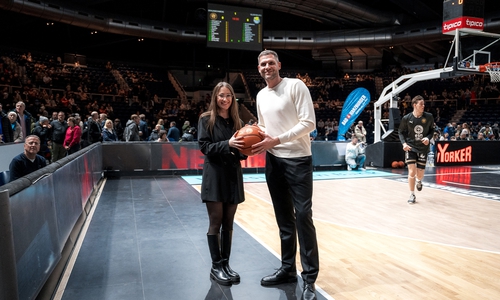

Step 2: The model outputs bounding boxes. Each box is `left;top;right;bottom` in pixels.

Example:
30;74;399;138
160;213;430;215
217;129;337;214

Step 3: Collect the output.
1;112;14;143
32;122;51;146
88;119;102;143
32;121;52;158
50;119;68;144
114;122;124;141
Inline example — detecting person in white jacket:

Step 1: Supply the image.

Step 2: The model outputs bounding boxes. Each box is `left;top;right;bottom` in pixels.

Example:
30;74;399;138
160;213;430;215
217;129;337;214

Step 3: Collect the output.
345;135;366;171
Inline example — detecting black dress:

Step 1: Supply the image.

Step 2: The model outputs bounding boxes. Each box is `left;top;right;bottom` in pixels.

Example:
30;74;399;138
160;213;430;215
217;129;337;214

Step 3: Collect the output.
198;115;245;204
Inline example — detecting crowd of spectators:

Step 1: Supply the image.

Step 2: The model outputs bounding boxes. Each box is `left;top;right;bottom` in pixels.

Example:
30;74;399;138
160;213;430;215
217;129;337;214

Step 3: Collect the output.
2;48;500;152
435;121;499;141
1;49;207;145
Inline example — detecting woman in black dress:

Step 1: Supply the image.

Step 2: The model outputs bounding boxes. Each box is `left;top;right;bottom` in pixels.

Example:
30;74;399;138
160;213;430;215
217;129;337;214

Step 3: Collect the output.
198;82;246;285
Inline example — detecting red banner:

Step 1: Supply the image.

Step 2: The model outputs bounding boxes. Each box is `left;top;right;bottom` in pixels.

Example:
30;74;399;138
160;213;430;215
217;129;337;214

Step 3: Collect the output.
442;16;484;34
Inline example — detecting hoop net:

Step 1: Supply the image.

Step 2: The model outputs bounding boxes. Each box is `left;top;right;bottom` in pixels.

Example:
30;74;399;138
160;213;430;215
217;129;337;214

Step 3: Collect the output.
484;62;500;82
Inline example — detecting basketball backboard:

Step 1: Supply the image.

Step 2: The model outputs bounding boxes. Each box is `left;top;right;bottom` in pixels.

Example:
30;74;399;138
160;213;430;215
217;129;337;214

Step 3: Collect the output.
442;29;500;77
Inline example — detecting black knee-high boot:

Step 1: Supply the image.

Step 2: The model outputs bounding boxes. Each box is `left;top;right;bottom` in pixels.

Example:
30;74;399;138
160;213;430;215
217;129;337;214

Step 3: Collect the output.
221;230;240;283
207;234;232;286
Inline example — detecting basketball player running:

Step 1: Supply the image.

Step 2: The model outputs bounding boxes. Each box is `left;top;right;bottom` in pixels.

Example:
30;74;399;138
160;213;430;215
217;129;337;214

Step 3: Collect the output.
398;95;435;204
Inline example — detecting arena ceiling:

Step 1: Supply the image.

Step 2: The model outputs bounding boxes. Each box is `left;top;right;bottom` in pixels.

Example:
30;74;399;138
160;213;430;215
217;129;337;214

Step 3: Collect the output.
1;0;500;71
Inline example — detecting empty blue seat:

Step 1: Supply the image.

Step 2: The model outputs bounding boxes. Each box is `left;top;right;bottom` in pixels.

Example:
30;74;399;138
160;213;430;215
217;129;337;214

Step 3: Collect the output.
0;171;10;186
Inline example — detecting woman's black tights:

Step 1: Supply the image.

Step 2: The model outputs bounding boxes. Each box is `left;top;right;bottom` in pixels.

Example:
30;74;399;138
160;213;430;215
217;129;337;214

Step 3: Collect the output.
206;202;238;235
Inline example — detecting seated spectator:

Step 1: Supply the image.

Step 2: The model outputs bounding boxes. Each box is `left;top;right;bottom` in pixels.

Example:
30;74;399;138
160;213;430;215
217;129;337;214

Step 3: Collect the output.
181;127;196;141
39;105;49;118
479;123;493;138
182;120;191;135
345;135;366;171
105;103;114;117
476;132;488;141
157;118;165;130
156;130;168;142
457;132;469;141
60;93;69;107
148;124;161;141
166;121;180;142
9;135;47;182
99;105;107;115
105;61;113;70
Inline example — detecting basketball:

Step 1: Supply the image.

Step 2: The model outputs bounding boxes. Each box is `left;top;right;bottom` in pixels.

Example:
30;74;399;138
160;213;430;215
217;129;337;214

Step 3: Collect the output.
391;161;399;168
235;124;263;156
398;161;405;168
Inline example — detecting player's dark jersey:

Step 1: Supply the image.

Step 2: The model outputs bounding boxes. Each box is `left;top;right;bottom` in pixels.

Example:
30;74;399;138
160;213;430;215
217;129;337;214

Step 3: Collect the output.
398;111;434;153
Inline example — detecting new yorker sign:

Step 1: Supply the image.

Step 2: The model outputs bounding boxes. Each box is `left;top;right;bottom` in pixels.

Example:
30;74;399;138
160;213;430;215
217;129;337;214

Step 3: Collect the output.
435;140;500;166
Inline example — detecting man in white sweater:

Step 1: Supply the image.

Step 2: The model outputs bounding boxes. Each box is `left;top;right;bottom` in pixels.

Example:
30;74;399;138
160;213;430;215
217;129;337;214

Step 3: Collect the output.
253;50;319;300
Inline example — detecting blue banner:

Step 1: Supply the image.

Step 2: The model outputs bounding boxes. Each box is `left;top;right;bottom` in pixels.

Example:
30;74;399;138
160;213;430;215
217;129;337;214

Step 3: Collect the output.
337;87;371;141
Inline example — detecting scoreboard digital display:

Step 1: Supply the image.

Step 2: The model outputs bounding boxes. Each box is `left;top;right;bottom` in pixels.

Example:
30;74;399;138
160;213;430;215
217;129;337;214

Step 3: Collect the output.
443;0;485;34
207;3;263;51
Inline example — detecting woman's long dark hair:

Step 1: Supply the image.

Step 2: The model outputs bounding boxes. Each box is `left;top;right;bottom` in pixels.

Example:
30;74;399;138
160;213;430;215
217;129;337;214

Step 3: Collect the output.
199;82;242;134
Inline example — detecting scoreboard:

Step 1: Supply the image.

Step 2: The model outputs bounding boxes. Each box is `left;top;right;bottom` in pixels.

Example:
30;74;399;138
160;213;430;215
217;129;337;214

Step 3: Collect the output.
442;0;485;34
207;3;263;51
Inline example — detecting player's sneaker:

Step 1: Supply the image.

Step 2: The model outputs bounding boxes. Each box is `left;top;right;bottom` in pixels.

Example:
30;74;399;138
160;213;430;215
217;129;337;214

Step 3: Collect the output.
408;194;416;204
416;180;423;191
347;165;352;171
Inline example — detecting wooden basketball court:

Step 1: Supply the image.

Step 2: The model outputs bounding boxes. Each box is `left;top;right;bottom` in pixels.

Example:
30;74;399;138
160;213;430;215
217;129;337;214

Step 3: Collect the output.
229;167;500;299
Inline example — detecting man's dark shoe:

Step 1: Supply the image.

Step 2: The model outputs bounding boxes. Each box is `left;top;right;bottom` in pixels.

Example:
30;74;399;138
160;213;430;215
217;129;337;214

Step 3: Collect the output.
261;268;297;286
301;282;317;300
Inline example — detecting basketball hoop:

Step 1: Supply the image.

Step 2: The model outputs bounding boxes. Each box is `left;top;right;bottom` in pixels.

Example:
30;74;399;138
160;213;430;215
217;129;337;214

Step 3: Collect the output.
481;62;500;82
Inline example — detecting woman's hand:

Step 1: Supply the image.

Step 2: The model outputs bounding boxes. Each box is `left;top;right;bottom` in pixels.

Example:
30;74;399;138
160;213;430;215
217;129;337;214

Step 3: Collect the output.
229;132;244;150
